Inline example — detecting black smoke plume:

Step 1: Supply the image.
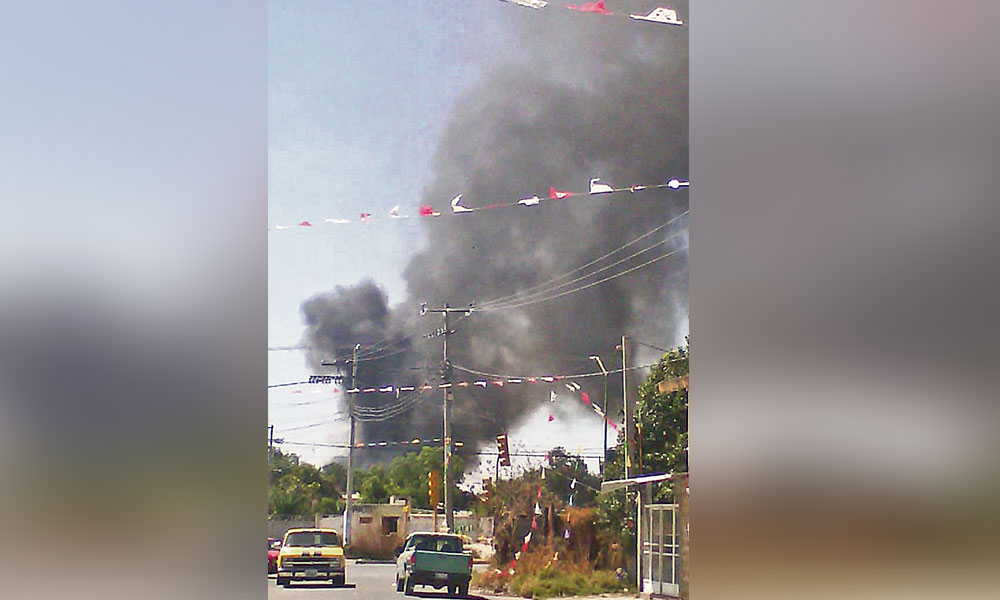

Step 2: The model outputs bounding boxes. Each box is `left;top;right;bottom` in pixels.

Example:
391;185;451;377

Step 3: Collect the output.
301;3;688;465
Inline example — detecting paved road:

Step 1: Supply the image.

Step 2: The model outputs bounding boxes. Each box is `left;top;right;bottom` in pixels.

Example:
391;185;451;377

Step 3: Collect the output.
268;561;491;600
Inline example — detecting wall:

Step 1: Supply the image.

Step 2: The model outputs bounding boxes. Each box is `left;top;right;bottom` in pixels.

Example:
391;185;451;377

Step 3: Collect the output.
267;517;318;540
408;512;494;539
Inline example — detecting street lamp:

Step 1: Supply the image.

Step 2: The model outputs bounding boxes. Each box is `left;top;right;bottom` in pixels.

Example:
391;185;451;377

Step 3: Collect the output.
589;355;609;478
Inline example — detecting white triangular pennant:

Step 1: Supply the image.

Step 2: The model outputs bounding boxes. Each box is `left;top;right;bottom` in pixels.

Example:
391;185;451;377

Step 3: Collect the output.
451;194;473;213
589;178;614;194
629;7;684;26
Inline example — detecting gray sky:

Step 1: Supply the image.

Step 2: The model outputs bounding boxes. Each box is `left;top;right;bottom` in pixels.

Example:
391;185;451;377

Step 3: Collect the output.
269;1;509;466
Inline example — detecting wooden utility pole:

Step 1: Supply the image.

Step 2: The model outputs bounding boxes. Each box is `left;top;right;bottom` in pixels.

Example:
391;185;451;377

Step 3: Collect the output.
421;302;473;532
344;343;359;546
622;335;629;479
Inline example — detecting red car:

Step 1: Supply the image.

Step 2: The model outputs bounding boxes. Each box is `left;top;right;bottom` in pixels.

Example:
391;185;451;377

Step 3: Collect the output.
268;538;281;574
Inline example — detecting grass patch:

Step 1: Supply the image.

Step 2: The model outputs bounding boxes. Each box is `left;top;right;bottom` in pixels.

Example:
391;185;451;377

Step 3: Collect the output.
511;566;629;599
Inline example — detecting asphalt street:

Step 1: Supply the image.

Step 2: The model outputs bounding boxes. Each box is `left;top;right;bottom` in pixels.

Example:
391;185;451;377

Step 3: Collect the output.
267;561;491;600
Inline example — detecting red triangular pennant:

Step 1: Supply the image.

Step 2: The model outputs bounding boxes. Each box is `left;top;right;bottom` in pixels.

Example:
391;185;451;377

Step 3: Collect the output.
568;2;611;15
549;186;573;199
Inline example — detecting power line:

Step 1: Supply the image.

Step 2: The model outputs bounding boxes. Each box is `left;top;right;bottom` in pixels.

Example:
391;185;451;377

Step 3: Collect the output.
476;210;688;309
352;391;438;422
268;345;304;352
268;380;314;389
480;233;684;311
476;246;687;312
633;339;673;354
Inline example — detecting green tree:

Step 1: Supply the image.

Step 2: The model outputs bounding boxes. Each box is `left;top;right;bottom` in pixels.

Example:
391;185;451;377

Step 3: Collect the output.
598;345;688;557
268;449;345;516
385;446;465;509
545;447;601;507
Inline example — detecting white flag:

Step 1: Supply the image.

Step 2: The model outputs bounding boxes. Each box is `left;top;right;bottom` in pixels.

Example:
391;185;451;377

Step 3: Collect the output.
324;218;350;224
667;178;690;189
501;0;548;9
628;7;683;26
570;478;577;489
274;225;288;230
589;178;614;194
451;194;473;213
389;205;409;219
517;195;541;206
549;390;557;403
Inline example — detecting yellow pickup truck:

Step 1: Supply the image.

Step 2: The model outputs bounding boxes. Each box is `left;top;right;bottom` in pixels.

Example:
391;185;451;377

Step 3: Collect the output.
276;528;346;587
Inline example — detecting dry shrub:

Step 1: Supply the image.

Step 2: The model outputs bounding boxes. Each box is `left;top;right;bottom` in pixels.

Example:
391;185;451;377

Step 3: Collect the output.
476;537;631;599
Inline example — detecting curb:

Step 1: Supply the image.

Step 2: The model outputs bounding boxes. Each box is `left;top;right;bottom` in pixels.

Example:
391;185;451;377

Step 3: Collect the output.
353;558;396;565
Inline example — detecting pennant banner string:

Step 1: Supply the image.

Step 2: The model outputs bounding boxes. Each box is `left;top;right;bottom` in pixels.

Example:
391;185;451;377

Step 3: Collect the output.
268;178;687;232
269;356;681;395
276;438;466;449
499;1;686;28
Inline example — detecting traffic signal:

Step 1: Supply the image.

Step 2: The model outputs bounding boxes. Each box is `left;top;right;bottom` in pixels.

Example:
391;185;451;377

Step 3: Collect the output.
427;470;441;506
496;434;511;467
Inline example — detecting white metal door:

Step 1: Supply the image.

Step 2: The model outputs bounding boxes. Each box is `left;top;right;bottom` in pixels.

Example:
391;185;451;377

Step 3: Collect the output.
641;504;679;596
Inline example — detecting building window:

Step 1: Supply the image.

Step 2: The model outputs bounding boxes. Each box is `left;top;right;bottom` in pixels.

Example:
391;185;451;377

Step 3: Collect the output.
359;516;373;524
382;516;399;535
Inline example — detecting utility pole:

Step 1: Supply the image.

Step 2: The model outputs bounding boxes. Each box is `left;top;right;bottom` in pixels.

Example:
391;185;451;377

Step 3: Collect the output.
589;355;609;478
421;302;473;533
442;306;452;532
621;335;629;479
268;424;274;458
344;343;360;546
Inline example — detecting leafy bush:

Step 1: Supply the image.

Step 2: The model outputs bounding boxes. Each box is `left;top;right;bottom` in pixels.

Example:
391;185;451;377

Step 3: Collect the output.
511;565;629;598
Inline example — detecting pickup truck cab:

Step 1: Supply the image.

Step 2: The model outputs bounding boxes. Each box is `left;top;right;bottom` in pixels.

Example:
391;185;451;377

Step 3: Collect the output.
276;528;346;587
395;532;473;597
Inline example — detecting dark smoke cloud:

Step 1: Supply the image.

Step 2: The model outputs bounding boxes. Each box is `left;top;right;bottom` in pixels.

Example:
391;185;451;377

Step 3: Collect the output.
302;3;688;464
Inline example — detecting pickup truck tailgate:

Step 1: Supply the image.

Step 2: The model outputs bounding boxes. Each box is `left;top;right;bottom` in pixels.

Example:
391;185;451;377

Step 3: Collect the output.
412;551;471;573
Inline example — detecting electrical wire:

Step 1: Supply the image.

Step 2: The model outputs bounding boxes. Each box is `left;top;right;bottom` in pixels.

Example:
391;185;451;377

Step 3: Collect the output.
476;245;687;312
475;210;688;309
479;234;685;311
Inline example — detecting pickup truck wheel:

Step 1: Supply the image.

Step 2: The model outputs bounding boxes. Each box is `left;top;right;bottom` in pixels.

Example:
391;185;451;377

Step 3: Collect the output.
458;582;469;597
403;573;415;595
276;576;289;587
395;574;404;592
332;575;345;587
447;584;456;596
